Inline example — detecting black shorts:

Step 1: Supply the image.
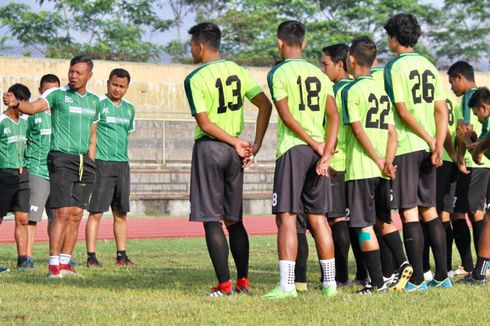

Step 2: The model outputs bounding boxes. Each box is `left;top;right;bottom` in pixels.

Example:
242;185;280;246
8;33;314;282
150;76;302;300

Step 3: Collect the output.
391;150;436;209
47;151;96;210
190;137;243;222
454;168;490;214
327;171;347;218
88;160;130;213
346;177;391;228
0;168;30;216
436;161;458;213
272;145;331;215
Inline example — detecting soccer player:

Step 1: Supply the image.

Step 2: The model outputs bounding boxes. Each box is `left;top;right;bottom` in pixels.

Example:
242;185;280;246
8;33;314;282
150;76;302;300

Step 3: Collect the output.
320;43;369;286
384;13;451;291
430;91;460;278
263;20;339;299
0;84;30;270
184;22;272;296
85;68;136;267
25;74;60;268
459;87;490;284
449;61;489;276
3;56;100;278
342;37;412;293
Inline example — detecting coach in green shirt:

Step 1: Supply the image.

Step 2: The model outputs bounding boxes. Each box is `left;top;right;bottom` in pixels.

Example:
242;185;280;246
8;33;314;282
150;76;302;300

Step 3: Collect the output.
4;56;100;278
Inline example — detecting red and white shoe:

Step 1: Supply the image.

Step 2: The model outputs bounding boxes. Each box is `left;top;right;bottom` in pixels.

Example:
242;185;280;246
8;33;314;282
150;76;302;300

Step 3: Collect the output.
207;279;234;297
235;277;251;294
47;264;62;279
60;263;77;277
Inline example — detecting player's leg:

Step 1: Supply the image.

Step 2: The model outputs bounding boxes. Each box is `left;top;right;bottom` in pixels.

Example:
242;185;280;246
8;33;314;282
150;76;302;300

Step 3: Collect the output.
294;211;309;292
392;152;425;289
85;212;103;267
459;217;490;284
13;172;30;270
375;226;395;282
350;226;369;284
421;220;432;281
467;169;490;254
113;161;132;265
190;139;233;296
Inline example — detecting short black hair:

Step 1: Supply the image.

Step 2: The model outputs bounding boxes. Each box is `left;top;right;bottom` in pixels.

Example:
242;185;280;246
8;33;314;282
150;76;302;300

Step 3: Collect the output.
277;20;305;46
384;13;421;47
349;37;377;67
188;22;221;51
8;83;31;101
40;74;60;88
70;55;94;71
109;68;131;83
447;61;475;82
322;44;349;72
469;87;490;109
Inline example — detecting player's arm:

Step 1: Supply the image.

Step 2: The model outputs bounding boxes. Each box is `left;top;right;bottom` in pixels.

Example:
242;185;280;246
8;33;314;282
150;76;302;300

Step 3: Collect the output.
350;121;384;172
384;124;398;179
443;128;457;163
194;113;251;158
316;95;339;174
3;93;48;115
472;132;490;164
455;119;470;174
275;98;324;155
88;123;97;161
250;92;272;154
432;99;449;167
393;101;434;149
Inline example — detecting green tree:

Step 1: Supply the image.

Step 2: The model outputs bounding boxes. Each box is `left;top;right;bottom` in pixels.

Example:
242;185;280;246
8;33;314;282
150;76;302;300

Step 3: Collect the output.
432;0;490;67
0;0;172;62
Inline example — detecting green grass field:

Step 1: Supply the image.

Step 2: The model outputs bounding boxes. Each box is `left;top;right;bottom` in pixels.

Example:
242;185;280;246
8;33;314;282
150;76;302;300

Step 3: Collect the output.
0;236;489;325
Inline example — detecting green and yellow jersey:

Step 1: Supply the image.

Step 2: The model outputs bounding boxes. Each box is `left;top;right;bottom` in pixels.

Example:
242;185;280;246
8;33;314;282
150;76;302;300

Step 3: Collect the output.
371;66;384;87
331;78;353;172
384;52;445;155
342;75;394;181
0;112;28;169
42;86;101;155
96;96;136;162
267;58;334;158
460;87;490;168
184;59;263;140
443;92;460;163
26;111;51;179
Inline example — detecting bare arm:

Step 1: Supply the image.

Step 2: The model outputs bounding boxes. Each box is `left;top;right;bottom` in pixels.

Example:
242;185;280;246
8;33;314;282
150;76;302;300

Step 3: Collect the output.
350;121;384;171
3;92;48;115
275;98;324;155
88;123;97;161
383;124;398;179
433;99;449;167
443;127;457;163
250;92;272;153
194;112;252;158
316;95;339;175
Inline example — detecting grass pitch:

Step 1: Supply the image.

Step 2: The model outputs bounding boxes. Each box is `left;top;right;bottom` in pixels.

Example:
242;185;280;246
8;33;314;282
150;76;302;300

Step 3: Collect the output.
0;236;489;325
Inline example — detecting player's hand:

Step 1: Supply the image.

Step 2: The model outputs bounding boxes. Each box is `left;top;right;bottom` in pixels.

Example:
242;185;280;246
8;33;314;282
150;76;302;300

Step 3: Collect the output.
316;153;332;176
456;157;470;175
311;141;325;157
431;151;443;167
375;157;385;173
234;139;253;158
328;167;338;177
470;145;484;166
383;161;397;180
2;92;18;107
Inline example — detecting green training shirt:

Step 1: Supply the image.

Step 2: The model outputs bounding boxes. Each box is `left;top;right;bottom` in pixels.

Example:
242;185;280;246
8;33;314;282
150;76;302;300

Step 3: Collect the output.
42;86;101;155
184;59;263;140
26;111;51;179
331;78;353;172
460;87;490;168
442;92;461;163
384;52;445;155
267;58;334;158
371;66;384;87
0;112;28;169
342;75;394;181
96;96;136;162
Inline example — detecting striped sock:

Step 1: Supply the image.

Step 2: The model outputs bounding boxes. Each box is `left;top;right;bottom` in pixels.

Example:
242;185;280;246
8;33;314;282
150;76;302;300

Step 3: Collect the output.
279;260;295;292
473;256;490;280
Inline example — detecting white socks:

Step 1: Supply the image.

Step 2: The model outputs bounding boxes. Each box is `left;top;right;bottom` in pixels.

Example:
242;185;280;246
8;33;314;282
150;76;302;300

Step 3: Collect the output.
320;258;336;289
59;254;71;265
279;260;296;292
49;256;59;266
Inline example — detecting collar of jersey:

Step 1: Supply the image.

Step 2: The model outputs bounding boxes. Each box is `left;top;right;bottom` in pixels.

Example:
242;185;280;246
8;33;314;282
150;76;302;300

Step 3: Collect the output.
337;78;352;83
4;112;21;125
201;58;226;67
355;74;372;80
63;85;89;98
399;52;418;57
284;58;305;62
